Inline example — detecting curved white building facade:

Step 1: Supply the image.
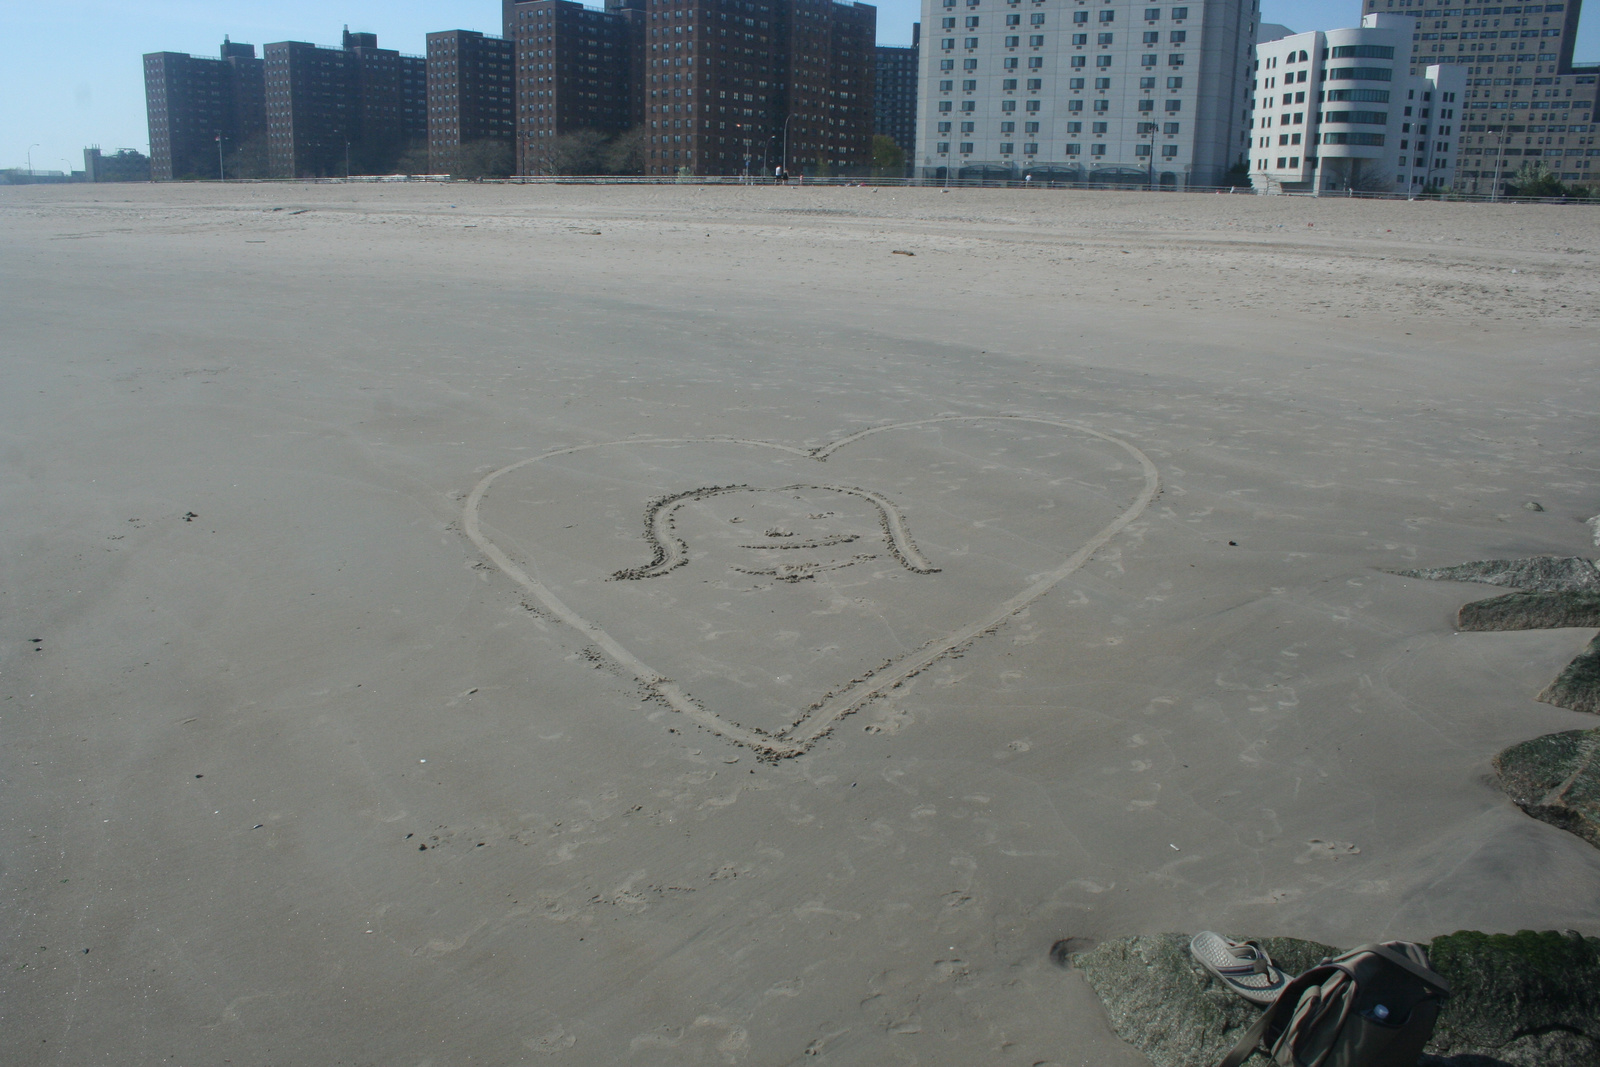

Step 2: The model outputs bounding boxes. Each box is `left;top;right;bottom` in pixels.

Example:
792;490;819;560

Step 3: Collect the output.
1249;13;1464;192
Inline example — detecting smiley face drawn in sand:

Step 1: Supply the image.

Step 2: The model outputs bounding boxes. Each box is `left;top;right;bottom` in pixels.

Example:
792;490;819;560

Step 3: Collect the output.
610;484;940;586
463;415;1160;757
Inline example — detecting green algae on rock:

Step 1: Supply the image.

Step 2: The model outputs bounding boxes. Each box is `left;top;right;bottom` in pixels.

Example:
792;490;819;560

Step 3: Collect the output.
1495;728;1600;846
1457;591;1600;633
1538;635;1600;716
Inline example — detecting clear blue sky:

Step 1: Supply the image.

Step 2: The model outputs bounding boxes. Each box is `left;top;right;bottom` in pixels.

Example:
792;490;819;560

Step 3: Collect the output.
3;0;1596;171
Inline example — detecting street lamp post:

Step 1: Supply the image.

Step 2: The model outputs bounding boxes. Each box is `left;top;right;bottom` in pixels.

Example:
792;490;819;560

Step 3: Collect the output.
217;134;225;181
780;112;797;179
28;143;40;179
1144;121;1156;190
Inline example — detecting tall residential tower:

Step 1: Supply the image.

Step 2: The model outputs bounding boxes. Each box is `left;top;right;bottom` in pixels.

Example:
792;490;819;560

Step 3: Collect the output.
914;0;1256;184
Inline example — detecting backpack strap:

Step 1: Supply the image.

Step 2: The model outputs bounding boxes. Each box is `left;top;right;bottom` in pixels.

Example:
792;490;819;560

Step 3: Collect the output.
1215;999;1278;1067
1214;964;1341;1067
1348;942;1451;997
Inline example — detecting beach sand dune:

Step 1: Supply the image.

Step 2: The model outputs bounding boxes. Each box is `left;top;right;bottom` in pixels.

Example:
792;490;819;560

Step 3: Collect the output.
1;183;1596;1065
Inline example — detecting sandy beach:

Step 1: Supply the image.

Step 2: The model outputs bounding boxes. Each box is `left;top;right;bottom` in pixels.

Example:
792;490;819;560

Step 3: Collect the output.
2;181;1597;1065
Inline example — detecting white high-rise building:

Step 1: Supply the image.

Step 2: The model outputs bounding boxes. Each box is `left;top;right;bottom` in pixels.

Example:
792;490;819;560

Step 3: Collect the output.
1249;14;1466;193
914;0;1257;186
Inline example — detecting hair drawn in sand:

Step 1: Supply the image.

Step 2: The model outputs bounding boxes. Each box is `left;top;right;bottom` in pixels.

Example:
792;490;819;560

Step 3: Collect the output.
610;483;940;583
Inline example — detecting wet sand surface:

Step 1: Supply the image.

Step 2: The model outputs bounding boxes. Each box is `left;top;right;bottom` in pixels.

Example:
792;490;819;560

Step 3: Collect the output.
2;182;1598;1065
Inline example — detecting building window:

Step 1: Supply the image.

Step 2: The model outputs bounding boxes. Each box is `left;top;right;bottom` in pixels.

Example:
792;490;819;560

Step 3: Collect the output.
937;121;952;132
1029;56;1043;68
1145;7;1162;19
961;100;976;111
1004;57;1019;68
1001;120;1016;132
1073;10;1089;23
1026;100;1041;111
1097;55;1113;68
1068;99;1084;111
1073;33;1088;45
1165;99;1182;111
959;141;974;152
1000;142;1015;153
940;79;954;91
1136;143;1152;156
1003;99;1018;111
1100;10;1116;21
1024;141;1039;153
1031;13;1045;24
1139;98;1155;111
1168;76;1183;89
1006;35;1020;46
937;141;950;153
1029;34;1044;46
1092;142;1107;154
1003;77;1018;89
964;58;978;69
1142;53;1158;66
965;36;979;48
1027;78;1042;89
1164;121;1179;134
1170;30;1186;43
942;38;955;50
1171;6;1187;18
939;100;953;111
1066;142;1081;154
1162;143;1179;157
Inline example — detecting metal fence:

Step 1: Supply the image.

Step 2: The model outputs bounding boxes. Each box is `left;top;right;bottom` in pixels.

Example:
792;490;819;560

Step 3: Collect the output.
146;172;1597;204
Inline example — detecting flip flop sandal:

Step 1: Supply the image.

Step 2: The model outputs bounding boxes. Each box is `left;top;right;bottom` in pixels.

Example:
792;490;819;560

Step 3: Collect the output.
1189;931;1288;1006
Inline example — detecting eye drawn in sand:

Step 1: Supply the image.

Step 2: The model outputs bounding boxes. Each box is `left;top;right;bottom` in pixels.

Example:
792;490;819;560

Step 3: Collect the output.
463;416;1159;758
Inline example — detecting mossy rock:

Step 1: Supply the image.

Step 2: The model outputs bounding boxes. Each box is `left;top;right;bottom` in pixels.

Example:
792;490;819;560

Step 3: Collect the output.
1458;592;1600;633
1073;931;1600;1067
1496;728;1600;845
1070;934;1335;1067
1539;636;1600;715
1394;557;1600;594
1428;930;1600;1062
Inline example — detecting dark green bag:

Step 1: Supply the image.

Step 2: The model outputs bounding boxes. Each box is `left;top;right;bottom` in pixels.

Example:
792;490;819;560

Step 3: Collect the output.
1216;942;1450;1067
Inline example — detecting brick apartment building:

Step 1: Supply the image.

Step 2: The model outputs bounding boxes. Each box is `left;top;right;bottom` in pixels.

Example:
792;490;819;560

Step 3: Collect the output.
634;0;875;176
1359;0;1599;189
148;3;878;180
262;30;426;178
143;38;266;180
505;0;645;175
427;30;517;173
875;27;920;158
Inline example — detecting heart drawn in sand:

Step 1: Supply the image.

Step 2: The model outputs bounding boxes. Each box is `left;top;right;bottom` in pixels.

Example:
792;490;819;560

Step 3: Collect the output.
464;416;1158;756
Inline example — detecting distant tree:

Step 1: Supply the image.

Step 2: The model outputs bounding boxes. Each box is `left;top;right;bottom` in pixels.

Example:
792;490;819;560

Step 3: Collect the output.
395;142;432;176
1506;160;1567;198
1224;160;1250;187
456;140;516;179
601;128;645;175
528;130;608;175
223;134;268;180
871;135;905;176
1345;159;1394;193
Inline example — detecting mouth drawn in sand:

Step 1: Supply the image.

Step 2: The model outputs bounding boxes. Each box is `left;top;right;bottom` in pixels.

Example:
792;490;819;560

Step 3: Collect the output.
463;416;1160;757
